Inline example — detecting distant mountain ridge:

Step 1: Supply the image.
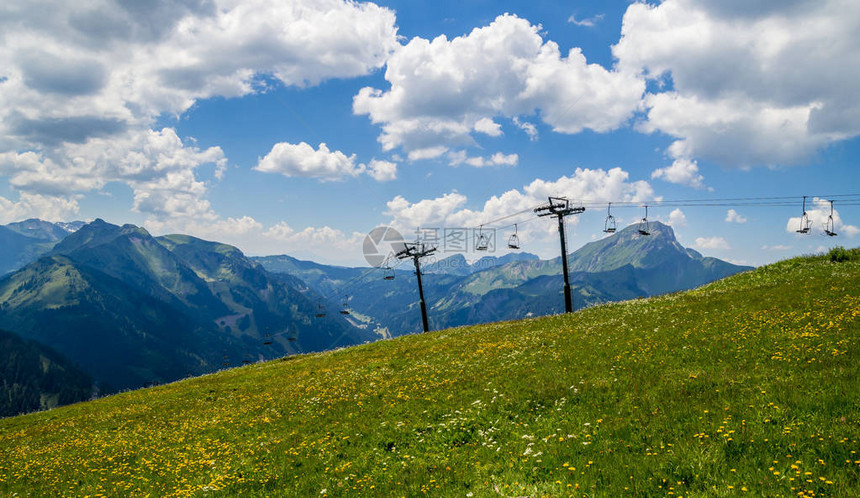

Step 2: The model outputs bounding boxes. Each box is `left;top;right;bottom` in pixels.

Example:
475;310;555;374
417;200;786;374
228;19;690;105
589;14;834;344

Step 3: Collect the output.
489;221;751;296
0;219;84;276
255;221;752;335
5;219;85;242
423;252;540;276
0;219;371;392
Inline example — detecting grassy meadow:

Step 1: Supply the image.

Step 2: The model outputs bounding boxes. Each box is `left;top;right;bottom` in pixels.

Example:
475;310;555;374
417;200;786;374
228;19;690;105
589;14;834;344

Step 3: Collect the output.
0;250;858;497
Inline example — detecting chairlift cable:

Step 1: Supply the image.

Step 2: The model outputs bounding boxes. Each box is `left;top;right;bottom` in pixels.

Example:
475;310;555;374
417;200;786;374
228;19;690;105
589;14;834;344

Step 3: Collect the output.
311;191;858;319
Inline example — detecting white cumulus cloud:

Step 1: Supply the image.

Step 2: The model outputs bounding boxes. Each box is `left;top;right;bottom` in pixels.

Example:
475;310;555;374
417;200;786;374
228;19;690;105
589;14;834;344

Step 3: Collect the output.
668;208;687;227
449;151;519;168
0;0;399;150
354;13;644;157
255;142;363;181
651;158;705;189
0;128;225;221
694;236;730;250
513;117;539;141
614;0;860;168
0;192;80;224
474;118;503;137
0;0;399;228
385;167;655;248
725;209;747;223
367;159;398;182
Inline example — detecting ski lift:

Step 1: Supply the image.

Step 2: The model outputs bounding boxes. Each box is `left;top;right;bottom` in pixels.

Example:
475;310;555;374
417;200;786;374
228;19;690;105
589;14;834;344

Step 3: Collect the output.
383;266;395;280
637;205;650;236
221;353;230;368
797;196;811;234
242;353;252;365
315;299;326;318
824;199;837;237
287;334;297;342
507;224;520;249
476;225;490;251
262;333;273;346
603;202;617;234
340;294;351;315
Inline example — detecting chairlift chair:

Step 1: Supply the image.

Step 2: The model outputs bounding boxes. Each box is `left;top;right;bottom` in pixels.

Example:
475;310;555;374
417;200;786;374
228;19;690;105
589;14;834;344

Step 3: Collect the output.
315;299;327;318
262;334;273;346
824;200;837;237
476;225;489;251
507;224;520;249
340;295;351;315
797;196;811;234
637;205;651;236
603;203;617;234
383;266;395;280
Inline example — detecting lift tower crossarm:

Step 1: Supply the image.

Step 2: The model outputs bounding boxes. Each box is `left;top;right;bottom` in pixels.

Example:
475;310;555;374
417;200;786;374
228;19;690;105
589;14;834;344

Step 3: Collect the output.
535;197;585;313
395;242;436;333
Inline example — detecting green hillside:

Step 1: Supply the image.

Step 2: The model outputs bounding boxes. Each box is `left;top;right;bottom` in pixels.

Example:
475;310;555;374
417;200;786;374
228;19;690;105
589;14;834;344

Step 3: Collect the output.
0;329;91;418
1;250;858;496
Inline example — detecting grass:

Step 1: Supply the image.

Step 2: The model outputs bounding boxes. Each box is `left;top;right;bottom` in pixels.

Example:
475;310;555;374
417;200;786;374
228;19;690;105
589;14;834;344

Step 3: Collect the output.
0;252;858;497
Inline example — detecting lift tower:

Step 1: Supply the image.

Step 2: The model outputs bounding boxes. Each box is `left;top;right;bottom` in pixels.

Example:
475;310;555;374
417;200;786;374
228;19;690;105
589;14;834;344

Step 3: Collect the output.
535;197;585;313
395;242;436;332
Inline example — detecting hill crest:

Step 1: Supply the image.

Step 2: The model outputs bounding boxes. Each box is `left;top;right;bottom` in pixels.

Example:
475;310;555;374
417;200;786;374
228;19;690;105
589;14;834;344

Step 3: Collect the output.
1;250;856;495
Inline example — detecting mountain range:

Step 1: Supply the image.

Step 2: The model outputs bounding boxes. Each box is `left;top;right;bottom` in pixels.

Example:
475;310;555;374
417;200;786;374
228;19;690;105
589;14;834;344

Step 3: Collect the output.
253;221;753;335
0;219;371;393
423;251;540;276
0;219;84;276
0;218;750;414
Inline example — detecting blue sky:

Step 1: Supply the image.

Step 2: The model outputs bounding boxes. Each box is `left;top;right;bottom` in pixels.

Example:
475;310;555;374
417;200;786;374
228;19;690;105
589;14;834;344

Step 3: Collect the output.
0;0;858;266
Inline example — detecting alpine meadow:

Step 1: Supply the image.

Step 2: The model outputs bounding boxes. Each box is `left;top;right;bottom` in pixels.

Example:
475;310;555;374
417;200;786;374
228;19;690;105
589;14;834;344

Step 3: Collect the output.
1;0;860;496
1;250;858;496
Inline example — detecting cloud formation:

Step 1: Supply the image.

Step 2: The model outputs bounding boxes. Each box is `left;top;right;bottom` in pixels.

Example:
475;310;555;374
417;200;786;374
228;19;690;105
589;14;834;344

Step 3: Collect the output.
367;159;398;182
255;142;402;183
568;13;605;28
725;209;747;224
0;0;398;149
448;151;519;168
651;158;705;189
668;208;688;227
694;236;730;250
354;14;644;158
256;142;363;181
0;192;80;224
0;128;225;220
384;167;655;248
615;0;860;168
0;0;399;223
143;215;367;265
